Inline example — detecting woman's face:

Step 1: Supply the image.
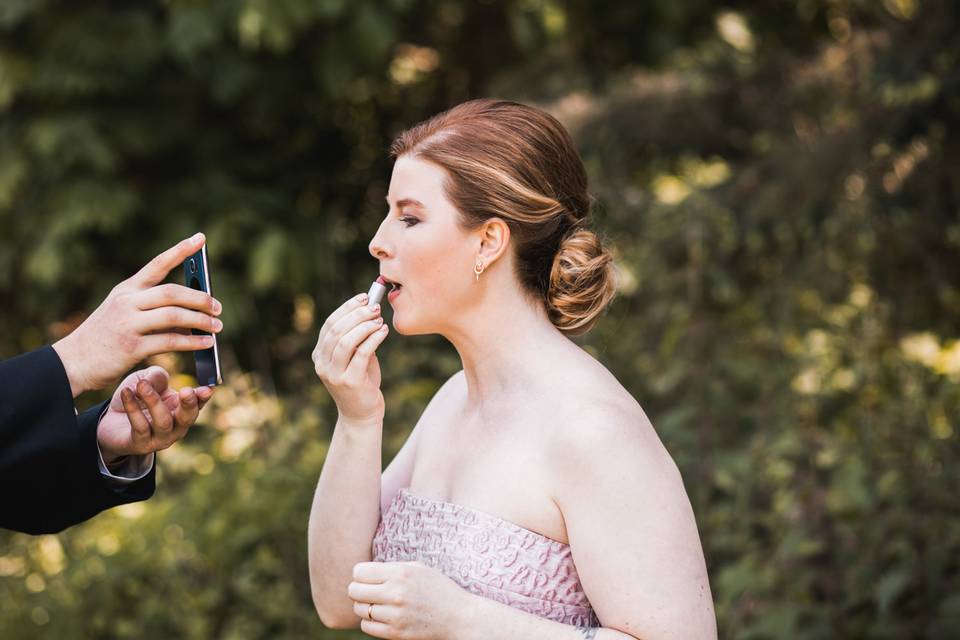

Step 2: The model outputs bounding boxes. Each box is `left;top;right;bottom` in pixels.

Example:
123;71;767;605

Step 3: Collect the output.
369;155;478;336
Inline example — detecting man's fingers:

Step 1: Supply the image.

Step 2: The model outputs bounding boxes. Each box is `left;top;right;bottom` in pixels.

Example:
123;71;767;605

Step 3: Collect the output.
137;307;222;336
140;365;171;395
132;233;205;288
121;388;152;447
173;387;200;431
137;380;174;434
160;387;180;413
196;386;214;410
140;332;215;357
135;283;221;316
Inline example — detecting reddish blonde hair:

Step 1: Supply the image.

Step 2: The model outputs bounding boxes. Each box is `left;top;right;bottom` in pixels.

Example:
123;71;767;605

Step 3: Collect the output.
391;99;617;336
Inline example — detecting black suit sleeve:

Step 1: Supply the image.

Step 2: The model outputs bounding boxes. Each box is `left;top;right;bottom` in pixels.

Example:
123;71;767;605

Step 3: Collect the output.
0;345;155;534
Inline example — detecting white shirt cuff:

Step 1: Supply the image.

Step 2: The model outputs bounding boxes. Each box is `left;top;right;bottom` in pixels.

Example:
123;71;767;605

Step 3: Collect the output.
97;446;155;483
78;403;155;484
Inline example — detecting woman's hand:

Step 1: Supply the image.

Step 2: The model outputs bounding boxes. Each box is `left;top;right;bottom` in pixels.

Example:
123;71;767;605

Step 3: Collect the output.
312;293;389;424
348;561;469;639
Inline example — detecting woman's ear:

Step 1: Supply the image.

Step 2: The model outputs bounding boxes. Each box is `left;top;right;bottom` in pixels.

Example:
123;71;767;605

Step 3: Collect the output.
477;217;510;266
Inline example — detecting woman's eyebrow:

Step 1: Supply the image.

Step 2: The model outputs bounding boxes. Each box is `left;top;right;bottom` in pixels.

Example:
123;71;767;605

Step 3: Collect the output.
386;196;425;210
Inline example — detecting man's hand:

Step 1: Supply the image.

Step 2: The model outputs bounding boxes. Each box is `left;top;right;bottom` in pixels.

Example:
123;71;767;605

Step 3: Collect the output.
52;232;223;397
97;366;214;466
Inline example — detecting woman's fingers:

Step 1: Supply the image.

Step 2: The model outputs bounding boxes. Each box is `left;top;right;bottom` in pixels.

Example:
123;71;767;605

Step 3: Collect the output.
347;581;393;605
320;303;380;364
359;619;393;639
330;315;385;372
319;293;369;338
316;300;380;369
343;323;389;382
352;601;399;625
314;294;368;362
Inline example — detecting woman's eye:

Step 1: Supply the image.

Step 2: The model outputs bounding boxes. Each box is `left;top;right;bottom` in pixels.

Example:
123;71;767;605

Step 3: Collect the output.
399;217;419;227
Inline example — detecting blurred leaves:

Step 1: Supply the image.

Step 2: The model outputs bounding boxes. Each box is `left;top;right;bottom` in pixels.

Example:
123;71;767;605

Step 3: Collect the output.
1;0;959;638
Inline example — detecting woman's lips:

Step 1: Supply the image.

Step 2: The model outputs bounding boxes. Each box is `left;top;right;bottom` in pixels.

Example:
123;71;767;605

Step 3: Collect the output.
387;285;402;303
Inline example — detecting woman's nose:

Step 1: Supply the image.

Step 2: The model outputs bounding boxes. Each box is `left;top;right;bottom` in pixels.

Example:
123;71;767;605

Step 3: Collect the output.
369;222;391;259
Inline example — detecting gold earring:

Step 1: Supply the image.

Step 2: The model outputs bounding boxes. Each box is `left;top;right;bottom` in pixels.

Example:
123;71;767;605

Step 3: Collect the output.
474;260;484;281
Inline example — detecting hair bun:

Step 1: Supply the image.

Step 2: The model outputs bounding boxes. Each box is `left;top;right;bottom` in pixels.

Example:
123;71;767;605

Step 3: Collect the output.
546;228;618;336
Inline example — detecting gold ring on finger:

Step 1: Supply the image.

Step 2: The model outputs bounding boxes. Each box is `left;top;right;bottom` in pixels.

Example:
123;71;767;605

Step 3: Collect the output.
367;603;375;621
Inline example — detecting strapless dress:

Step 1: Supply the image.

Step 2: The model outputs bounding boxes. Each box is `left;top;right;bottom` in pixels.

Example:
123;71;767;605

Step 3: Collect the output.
372;488;598;627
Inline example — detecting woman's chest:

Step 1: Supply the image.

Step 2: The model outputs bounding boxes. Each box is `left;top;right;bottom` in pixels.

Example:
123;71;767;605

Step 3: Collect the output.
407;411;570;543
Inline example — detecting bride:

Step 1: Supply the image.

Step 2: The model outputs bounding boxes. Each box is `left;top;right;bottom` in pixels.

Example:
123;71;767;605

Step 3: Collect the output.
307;98;717;639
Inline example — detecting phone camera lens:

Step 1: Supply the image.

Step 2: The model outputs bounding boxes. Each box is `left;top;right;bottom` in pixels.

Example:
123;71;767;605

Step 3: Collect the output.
189;258;197;274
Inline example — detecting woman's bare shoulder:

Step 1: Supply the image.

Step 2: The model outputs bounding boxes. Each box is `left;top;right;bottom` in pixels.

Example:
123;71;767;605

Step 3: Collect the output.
544;359;678;480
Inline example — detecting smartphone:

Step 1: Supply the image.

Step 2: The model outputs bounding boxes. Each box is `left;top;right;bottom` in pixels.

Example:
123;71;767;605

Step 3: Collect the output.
183;244;223;386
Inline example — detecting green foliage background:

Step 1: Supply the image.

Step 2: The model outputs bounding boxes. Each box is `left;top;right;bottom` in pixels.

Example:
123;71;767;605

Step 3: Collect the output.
1;0;958;637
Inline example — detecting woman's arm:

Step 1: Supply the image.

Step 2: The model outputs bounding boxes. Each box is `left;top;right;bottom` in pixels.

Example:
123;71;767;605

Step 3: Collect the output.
307;293;391;628
458;590;635;640
551;401;718;640
308;370;460;628
307;414;384;628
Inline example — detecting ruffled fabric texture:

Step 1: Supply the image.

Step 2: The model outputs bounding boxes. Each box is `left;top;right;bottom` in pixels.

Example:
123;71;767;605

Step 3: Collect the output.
373;488;598;627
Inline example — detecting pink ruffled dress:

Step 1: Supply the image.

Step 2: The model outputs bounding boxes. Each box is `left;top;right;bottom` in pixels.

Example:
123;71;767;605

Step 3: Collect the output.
372;488;598;627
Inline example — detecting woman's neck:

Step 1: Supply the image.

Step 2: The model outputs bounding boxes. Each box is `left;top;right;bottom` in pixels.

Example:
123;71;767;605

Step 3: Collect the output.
443;283;573;419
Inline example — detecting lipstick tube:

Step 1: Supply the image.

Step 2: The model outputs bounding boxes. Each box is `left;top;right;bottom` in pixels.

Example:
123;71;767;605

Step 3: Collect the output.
367;276;388;307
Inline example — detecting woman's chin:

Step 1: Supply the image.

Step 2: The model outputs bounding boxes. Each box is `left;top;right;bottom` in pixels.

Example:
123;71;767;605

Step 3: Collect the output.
389;315;427;337
389;315;409;335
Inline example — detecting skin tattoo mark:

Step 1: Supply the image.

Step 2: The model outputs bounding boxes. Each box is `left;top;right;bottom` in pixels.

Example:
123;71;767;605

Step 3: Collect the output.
576;628;599;639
